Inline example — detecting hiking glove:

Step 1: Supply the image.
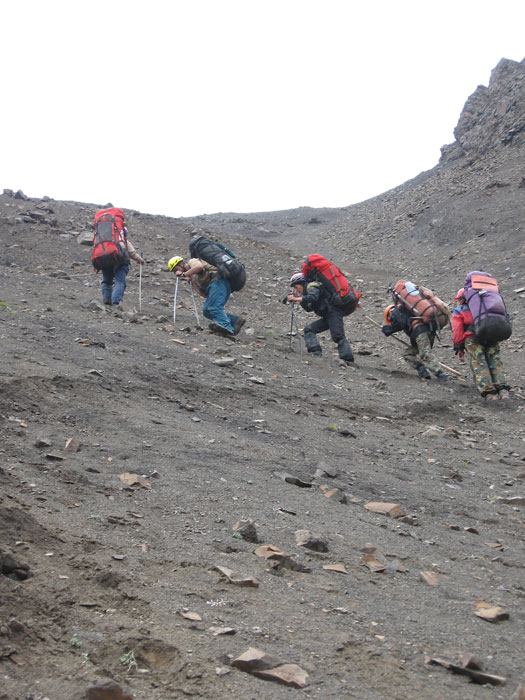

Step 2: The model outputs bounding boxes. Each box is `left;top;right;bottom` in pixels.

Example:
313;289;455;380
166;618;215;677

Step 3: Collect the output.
382;324;395;336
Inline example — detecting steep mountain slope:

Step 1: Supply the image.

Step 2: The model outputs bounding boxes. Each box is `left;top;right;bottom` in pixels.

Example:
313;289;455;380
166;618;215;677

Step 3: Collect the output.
0;58;524;700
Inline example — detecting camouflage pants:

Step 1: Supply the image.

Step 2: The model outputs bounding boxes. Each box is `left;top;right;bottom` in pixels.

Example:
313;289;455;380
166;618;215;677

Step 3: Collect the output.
403;332;442;376
464;337;509;396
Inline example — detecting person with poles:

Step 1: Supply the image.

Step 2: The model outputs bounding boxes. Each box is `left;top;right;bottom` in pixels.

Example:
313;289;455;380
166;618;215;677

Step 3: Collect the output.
381;280;450;382
92;207;145;309
286;272;354;364
167;255;246;336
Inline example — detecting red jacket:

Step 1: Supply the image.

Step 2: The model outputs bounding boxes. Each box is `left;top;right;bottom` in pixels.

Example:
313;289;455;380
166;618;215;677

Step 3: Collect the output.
452;303;475;351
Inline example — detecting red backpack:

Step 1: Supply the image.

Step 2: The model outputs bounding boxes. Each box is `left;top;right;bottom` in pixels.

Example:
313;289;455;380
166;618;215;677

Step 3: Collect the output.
302;254;361;315
92;207;129;271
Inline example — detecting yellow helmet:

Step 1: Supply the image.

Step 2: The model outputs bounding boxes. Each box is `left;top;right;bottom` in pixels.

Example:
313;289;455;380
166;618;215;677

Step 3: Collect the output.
168;256;183;272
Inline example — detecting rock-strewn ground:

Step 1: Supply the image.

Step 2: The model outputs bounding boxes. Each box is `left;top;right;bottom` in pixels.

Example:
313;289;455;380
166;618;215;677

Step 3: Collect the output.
1;57;524;700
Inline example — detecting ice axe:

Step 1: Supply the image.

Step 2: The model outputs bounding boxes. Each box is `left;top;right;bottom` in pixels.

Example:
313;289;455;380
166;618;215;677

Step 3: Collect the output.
365;314;462;378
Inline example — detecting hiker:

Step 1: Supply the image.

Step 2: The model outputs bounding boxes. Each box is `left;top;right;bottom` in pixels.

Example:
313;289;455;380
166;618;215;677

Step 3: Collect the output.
92;207;145;307
287;272;354;363
167;255;245;336
382;280;450;381
452;282;511;400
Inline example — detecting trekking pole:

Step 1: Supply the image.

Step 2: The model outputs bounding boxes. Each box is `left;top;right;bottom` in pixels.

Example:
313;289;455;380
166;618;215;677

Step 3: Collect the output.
289;303;295;350
188;282;201;326
173;276;179;323
139;262;143;312
364;315;463;378
290;302;302;354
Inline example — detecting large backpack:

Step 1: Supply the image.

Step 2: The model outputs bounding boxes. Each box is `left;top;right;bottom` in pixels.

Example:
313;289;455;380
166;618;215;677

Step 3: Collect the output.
92;207;129;271
463;271;512;345
392;280;449;331
189;235;246;292
302;254;361;316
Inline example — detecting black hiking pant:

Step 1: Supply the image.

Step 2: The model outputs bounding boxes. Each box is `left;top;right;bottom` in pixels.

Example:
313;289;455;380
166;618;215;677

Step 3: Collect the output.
303;307;353;361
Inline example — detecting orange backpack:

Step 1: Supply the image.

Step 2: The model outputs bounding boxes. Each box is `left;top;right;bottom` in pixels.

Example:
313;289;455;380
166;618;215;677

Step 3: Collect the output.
392;280;449;331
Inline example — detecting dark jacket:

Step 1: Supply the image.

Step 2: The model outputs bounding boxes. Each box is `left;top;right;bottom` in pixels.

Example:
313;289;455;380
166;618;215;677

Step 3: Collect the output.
300;282;330;317
383;305;434;346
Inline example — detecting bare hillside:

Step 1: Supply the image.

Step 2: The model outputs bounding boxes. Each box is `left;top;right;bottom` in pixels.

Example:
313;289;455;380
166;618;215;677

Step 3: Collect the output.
1;58;524;700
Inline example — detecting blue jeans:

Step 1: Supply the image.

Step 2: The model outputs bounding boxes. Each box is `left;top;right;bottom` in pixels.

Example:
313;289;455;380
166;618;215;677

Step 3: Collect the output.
101;265;129;304
202;278;238;332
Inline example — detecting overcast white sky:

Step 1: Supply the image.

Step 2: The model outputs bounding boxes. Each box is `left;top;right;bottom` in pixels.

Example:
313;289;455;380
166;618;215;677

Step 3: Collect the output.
2;1;524;218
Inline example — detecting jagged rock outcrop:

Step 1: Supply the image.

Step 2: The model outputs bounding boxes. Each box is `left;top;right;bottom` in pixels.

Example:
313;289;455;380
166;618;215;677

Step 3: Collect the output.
440;57;525;162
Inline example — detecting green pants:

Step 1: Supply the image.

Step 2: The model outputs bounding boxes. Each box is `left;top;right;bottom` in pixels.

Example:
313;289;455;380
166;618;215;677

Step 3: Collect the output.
464;337;509;396
403;332;442;376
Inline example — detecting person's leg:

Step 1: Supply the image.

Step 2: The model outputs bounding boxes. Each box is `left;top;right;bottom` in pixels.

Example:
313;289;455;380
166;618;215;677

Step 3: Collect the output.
202;279;234;332
414;332;448;380
303;317;327;355
101;268;114;304
326;307;354;361
485;343;510;394
464;337;496;397
402;344;421;372
112;265;129;304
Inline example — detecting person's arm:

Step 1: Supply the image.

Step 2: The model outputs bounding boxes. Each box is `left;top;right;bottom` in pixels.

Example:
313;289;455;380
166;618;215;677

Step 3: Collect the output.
126;240;145;264
382;307;404;335
182;260;204;277
452;310;465;361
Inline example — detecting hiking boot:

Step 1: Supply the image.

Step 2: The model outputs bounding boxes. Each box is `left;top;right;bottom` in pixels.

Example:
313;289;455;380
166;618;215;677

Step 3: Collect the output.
103;298;112;306
233;316;246;335
417;366;431;380
498;389;511;400
208;322;234;337
484;392;499;401
436;371;450;382
337;339;354;363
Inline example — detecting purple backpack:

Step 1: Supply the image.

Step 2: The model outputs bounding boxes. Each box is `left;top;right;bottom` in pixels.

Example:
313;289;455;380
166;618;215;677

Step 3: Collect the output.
463;271;512;345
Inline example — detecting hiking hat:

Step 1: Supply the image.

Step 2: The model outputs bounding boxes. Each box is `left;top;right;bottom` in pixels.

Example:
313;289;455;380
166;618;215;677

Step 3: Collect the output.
454;288;465;300
168;256;184;272
290;273;305;286
384;304;395;324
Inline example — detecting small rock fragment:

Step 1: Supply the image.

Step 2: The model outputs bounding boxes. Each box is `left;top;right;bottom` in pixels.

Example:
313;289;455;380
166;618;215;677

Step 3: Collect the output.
419;571;440;586
473;601;509;623
65;437;80;453
295;529;328;552
323;563;348;574
233;520;259;543
364;502;403;518
214;565;259;587
213;357;236;367
232;647;309;688
118;473;151;489
209;626;235;636
323;488;348;504
179;611;202;621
